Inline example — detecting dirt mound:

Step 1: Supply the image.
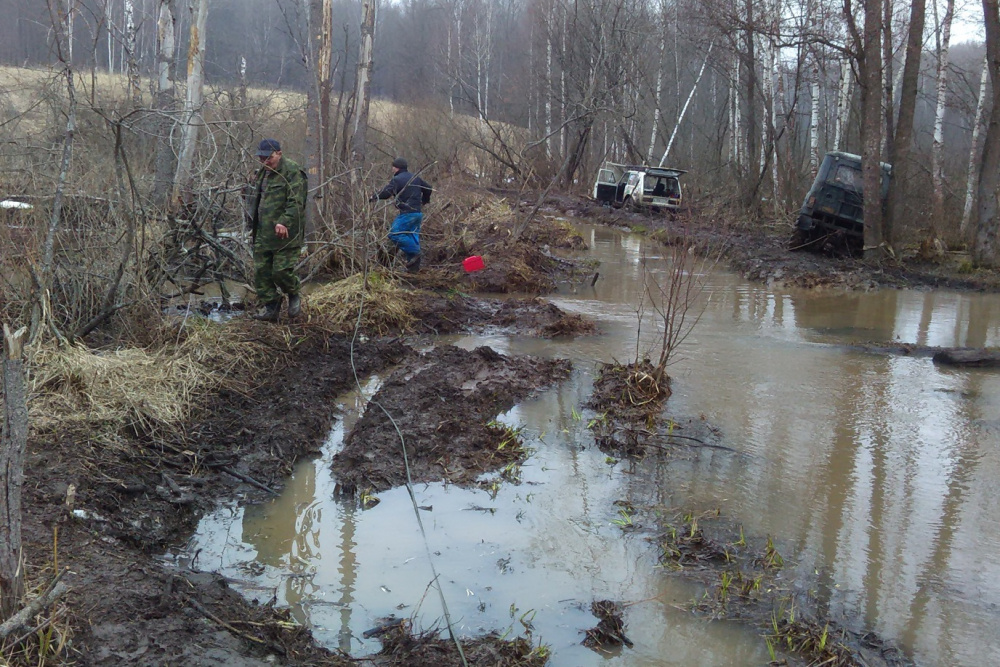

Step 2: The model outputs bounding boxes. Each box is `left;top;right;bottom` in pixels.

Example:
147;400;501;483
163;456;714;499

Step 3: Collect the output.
331;345;572;493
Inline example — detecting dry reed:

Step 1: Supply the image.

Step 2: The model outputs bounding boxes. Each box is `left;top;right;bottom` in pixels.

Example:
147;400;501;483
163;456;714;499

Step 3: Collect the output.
307;272;415;335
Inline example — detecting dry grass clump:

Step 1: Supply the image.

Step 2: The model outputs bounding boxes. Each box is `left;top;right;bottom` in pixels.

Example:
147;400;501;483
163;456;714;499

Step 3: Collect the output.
29;343;210;435
308;272;416;335
26;321;270;437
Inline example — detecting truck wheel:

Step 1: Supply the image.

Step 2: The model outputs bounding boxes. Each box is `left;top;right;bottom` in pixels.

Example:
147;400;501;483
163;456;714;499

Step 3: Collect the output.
790;228;817;251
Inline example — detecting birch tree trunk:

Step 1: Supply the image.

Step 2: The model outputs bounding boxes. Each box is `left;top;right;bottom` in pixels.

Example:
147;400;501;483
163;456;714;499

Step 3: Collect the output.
350;0;377;164
152;0;176;209
834;56;852;151
125;0;140;106
646;32;666;164
811;60;821;176
660;41;714;167
0;326;28;622
173;0;208;208
106;0;115;73
931;0;956;232
961;54;989;237
545;1;553;159
974;0;1000;267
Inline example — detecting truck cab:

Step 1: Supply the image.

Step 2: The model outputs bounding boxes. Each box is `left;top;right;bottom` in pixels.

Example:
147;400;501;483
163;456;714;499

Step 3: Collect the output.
593;163;686;213
795;151;891;246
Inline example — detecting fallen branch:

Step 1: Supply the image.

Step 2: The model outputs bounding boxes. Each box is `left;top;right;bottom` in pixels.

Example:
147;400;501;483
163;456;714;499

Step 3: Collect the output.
0;569;70;640
213;465;279;495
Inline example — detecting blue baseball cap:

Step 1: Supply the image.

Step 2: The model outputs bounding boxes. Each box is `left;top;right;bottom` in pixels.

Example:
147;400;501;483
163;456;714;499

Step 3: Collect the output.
256;138;281;157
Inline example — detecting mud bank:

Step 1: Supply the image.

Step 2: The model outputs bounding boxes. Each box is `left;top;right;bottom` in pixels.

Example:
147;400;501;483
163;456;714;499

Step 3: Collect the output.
331;344;572;493
524;190;1000;292
16;290;588;665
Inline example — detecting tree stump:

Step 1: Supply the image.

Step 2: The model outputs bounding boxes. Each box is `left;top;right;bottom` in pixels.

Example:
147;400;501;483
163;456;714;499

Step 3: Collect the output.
0;324;28;620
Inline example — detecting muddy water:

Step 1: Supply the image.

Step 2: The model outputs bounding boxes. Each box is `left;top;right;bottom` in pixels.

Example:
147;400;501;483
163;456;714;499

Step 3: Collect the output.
176;224;1000;666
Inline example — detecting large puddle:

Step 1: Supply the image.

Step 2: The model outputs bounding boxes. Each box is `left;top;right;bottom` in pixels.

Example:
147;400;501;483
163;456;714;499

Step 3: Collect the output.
172;224;1000;666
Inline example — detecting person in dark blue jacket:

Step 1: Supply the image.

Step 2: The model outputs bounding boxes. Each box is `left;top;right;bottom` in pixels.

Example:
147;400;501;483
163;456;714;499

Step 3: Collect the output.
371;157;432;272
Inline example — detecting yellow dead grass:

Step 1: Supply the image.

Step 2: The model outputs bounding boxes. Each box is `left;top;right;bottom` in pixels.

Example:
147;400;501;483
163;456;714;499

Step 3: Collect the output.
308;272;415;335
26;320;269;437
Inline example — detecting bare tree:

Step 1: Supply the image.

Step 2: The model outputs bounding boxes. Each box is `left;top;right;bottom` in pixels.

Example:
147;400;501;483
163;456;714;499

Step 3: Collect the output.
929;0;957;241
350;0;377;164
887;0;927;247
974;0;1000;266
173;0;209;208
961;53;989;237
153;0;178;209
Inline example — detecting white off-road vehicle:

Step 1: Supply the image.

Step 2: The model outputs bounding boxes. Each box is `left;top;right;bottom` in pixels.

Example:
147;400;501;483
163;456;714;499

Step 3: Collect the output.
592;163;686;213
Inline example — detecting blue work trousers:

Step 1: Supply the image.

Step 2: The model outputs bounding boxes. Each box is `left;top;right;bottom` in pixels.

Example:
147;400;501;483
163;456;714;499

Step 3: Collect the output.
389;212;422;258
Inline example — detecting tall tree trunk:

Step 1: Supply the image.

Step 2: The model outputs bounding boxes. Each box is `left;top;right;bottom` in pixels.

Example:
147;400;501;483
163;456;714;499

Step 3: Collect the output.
961;54;989;237
125;0;140;106
0;325;28;621
882;0;895;158
173;0;209;209
810;59;820;176
306;0;333;230
350;0;377;164
835;56;852;151
861;0;886;260
887;0;927;246
660;41;715;167
974;0;1000;266
646;32;666;164
152;0;177;209
545;1;553;159
931;0;956;233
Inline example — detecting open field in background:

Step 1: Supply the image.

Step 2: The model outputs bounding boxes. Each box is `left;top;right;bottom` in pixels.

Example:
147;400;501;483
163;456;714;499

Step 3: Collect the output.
0;65;525;204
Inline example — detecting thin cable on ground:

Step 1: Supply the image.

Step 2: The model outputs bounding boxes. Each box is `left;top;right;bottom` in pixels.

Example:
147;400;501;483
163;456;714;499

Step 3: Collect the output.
347;257;469;667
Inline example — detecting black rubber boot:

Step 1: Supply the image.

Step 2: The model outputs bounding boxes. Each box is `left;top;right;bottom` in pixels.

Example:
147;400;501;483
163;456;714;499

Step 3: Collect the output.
405;254;421;273
252;301;281;322
287;293;302;318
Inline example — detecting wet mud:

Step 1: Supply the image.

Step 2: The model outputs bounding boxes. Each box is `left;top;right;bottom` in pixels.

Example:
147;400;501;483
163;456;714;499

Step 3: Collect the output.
582;600;633;653
410;294;598;338
331;344;572;493
11;185;960;665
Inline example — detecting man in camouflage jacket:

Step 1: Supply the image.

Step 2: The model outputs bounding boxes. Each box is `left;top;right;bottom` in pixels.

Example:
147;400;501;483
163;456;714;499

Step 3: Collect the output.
249;138;307;321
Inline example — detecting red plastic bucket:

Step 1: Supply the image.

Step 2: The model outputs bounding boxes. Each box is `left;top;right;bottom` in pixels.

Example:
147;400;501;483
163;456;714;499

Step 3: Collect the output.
463;255;485;273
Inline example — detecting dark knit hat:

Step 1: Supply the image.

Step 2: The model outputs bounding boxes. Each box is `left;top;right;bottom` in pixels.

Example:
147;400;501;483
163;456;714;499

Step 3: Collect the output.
392;157;408;170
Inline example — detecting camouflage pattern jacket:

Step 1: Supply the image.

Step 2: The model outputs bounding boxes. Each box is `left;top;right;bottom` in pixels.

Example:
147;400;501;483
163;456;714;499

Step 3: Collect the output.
250;156;307;250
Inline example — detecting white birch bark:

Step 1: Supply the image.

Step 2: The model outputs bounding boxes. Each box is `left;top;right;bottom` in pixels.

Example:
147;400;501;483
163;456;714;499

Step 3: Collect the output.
125;0;140;106
106;0;115;73
646;32;666;164
560;6;566;158
834;56;852;151
173;0;208;207
811;61;821;175
961;53;989;236
660;41;715;167
931;0;956;228
545;1;553;158
731;52;741;167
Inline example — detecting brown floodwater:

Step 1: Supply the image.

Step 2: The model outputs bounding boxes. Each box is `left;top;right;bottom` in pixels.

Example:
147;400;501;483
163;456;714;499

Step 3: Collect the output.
174;223;1000;666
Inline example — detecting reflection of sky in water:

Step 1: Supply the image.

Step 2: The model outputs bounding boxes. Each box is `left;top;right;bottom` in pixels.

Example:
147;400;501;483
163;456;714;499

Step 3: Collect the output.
179;223;1000;666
